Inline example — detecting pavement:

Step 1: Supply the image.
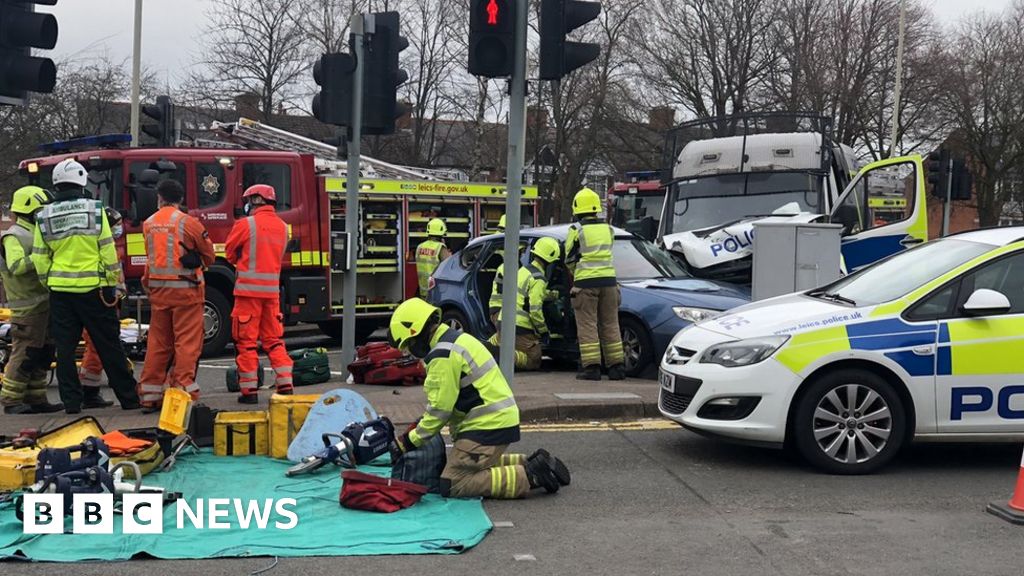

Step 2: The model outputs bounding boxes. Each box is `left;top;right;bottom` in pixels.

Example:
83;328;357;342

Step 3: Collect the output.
0;340;662;437
9;424;1024;575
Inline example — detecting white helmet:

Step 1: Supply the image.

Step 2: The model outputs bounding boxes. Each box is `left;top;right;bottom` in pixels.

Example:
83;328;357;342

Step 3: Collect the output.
52;158;88;187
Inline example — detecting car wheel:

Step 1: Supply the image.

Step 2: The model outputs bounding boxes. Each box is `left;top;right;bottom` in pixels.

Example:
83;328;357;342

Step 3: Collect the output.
619;316;653;378
201;288;232;358
793;369;906;474
442;308;470;334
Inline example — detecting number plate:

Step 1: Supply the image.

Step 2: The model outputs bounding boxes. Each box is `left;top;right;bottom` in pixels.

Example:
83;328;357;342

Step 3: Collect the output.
659;370;675;394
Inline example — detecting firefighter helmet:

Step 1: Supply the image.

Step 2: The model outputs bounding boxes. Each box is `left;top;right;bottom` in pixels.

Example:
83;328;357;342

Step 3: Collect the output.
10;186;51;216
389;298;441;352
531;236;561;264
52;159;88;187
572;187;602;216
497;214;506;232
242;184;277;203
426;218;447;237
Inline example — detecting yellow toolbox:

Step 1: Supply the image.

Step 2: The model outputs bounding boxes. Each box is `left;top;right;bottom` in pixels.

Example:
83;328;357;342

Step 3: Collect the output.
36;416;105;449
269;393;319;459
0;449;37;490
214;411;269;456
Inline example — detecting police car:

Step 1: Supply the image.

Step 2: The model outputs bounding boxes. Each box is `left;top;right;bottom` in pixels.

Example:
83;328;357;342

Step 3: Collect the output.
659;228;1024;474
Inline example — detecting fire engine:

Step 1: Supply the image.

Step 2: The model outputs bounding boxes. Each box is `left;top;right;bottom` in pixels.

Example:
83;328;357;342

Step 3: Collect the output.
605;170;665;242
16;119;538;356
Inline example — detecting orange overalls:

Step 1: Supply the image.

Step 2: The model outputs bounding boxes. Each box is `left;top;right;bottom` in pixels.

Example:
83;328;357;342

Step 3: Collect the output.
136;206;215;408
225;206;293;396
79;244;127;391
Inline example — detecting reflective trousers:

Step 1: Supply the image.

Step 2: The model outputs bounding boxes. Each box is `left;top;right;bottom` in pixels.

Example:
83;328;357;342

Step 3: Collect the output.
138;298;204;407
232;296;293;395
440;439;528;499
0;313;51;406
489;330;542;371
570;286;624;369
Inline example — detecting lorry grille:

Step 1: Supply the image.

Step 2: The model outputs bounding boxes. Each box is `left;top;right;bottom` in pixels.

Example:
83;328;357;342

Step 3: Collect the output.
660;389;694;416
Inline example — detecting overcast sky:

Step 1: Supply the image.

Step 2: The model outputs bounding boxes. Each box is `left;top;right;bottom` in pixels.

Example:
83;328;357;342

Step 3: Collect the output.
42;0;1016;78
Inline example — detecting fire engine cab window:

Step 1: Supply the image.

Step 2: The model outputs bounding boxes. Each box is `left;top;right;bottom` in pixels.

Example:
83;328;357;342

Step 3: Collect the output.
128;162;188;207
243;163;291;211
197;163;226;208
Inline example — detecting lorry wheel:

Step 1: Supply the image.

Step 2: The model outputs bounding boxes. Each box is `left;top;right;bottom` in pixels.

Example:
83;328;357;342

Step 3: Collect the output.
201;288;232;358
792;369;906;474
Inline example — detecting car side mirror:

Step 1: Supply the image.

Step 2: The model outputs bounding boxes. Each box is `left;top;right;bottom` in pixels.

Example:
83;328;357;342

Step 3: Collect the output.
961;288;1012;317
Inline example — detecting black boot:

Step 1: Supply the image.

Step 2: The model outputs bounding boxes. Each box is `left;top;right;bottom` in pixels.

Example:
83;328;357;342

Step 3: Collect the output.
82;388;114;409
28;401;65;414
525;454;560;494
3;404;35;415
529;449;571;486
576;365;601;381
607;364;626;381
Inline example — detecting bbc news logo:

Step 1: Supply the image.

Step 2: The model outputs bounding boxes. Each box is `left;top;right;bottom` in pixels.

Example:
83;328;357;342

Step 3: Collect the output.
22;495;299;534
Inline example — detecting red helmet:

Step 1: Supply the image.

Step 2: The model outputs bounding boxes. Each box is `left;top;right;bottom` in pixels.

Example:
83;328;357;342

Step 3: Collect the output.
242;184;276;202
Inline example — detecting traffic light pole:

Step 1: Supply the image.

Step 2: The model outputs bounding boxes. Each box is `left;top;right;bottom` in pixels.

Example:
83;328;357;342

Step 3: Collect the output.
942;156;953;237
499;0;528;382
129;0;142;147
341;13;368;377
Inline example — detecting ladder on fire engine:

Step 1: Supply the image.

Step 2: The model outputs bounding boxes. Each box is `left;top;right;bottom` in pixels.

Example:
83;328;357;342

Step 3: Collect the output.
210;117;466;181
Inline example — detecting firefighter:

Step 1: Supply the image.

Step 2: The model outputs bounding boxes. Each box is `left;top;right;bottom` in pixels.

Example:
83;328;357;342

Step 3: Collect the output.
32;159;140;413
415;218;450;298
137;180;215;411
487;214;507;326
0;186;62;414
389;297;570;498
77;207;128;409
226;184;293;404
495;236;560;371
564;187;625;381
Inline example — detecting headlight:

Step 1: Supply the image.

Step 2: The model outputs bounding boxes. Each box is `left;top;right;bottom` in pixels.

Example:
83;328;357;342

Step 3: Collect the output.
673;307;720;323
699;336;789;368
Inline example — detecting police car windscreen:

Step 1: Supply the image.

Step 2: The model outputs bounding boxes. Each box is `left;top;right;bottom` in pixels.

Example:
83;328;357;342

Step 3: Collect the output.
669;172;822;233
820;239;993;306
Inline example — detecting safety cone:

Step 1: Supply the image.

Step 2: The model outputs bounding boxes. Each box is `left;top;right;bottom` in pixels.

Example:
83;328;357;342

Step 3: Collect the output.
987;445;1024;525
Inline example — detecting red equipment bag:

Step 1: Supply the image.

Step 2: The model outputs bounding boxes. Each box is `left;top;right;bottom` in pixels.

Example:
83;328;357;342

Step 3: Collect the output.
347;342;425;386
339;470;428;513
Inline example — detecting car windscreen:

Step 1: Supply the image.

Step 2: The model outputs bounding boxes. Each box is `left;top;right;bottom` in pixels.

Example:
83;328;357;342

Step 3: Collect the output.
667;171;822;233
26;164;124;210
612;238;689;281
812;239;994;306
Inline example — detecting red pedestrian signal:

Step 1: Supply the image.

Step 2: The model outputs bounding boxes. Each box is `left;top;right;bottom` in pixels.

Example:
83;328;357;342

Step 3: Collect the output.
468;0;514;78
487;0;499;25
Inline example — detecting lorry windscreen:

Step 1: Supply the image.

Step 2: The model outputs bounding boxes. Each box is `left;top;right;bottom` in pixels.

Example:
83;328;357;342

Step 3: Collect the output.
666;171;823;234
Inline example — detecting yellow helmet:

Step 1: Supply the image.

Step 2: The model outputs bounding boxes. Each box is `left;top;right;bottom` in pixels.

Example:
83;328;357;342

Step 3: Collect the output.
531;236;561;264
572;187;602;216
426;218;447;237
11;186;51;216
389;298;441;351
497;214;506;232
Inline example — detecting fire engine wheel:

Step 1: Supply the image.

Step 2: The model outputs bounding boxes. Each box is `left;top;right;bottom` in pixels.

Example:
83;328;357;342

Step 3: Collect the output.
202;289;232;358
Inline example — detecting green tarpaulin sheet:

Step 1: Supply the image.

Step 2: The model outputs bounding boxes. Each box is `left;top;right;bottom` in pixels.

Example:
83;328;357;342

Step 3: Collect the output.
0;452;491;562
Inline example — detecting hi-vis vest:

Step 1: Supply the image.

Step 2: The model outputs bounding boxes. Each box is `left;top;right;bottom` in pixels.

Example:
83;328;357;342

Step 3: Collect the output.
498;263;548;336
144;207;202;289
32;198;119;293
0;222;48;317
231;206;287;299
567;220;616;287
416;239;445;294
409;324;520;447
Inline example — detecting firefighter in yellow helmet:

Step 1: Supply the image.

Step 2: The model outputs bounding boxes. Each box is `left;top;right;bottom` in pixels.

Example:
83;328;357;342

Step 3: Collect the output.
564;187;624;381
495;236;561;370
415;218;450;298
488;214;508;327
0;186;63;414
389;297;570;498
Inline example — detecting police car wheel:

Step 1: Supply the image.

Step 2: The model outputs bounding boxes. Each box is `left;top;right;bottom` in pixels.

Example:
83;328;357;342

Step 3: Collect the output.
793;369;906;475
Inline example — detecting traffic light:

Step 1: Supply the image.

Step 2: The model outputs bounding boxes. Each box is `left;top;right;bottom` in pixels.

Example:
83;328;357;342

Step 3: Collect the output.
362;11;408;135
0;0;58;106
312;52;355;127
926;148;951;200
539;0;601;81
468;0;514;78
141;95;175;147
950;158;973;201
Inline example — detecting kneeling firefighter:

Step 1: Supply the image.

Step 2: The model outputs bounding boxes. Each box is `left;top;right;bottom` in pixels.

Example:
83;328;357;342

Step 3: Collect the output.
389;298;570;498
495;236;561;371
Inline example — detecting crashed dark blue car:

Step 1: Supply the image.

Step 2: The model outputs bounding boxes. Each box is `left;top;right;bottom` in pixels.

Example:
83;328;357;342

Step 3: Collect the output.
427;225;750;377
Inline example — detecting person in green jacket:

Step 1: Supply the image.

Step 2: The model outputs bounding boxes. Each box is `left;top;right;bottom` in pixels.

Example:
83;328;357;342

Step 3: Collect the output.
0;186;63;414
415;218;451;298
495;236;561;370
389;297;570;498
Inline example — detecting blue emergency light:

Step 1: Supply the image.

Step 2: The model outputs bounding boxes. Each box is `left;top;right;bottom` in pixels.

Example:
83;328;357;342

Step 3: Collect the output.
38;133;133;154
626;170;660;182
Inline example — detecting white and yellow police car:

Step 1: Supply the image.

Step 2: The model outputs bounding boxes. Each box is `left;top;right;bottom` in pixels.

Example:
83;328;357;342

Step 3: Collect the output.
659;228;1024;473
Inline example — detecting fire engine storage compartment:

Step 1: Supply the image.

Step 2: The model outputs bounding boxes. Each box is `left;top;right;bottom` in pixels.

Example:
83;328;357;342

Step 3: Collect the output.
407;199;473;253
329;194;405;318
751;221;843;301
479;201;535;234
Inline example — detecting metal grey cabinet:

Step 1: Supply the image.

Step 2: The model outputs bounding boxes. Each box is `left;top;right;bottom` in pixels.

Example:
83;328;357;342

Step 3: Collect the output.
752;222;843;301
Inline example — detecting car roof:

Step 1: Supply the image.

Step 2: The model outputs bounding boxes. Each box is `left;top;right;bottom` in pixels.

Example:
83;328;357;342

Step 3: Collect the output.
468;223;632;245
946;227;1024;247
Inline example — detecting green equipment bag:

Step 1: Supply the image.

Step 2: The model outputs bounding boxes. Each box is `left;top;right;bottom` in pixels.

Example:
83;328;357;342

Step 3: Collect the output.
226;360;265;392
289;348;331;387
